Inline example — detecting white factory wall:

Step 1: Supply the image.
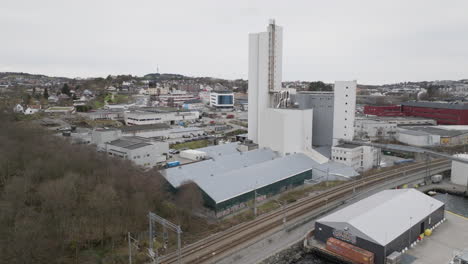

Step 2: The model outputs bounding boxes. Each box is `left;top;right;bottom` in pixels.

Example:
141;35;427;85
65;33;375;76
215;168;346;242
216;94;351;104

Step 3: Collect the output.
259;108;312;155
333;81;357;145
397;129;440;147
451;154;468;186
331;145;377;172
180;149;207;161
248;22;283;144
124;111;199;125
106;142;169;168
354;119;397;141
122;128;204;139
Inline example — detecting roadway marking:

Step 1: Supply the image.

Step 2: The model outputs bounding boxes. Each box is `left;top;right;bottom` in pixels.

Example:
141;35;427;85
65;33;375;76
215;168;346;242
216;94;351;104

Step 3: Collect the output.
446;210;468;220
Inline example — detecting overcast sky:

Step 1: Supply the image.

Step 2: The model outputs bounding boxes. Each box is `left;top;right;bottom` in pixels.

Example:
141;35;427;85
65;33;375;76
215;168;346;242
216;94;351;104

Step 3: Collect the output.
2;0;468;84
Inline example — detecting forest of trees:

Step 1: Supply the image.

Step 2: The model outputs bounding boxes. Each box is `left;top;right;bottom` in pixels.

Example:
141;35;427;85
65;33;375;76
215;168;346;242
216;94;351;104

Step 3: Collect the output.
0;110;206;264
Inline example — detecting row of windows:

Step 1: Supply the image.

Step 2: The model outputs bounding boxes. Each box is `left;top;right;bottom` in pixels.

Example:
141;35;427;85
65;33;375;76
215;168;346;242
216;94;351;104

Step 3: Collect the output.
108;152;126;158
333;156;347;161
127;117;162;121
133;154;151;159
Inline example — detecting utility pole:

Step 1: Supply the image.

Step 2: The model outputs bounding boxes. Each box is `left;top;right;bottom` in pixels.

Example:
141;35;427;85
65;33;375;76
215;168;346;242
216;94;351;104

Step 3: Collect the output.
326;167;329;187
128;232;139;264
253;181;258;218
128;232;132;264
148;212;182;264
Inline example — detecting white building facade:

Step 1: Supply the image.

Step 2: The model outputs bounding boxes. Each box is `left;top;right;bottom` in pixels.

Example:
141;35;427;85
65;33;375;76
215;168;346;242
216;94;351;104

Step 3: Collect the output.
124;110;199;125
331;144;378;172
248;19;283;144
354;118;397;141
451;154;468;186
259;108;313;155
105;137;169;168
210;91;234;108
332;81;357;145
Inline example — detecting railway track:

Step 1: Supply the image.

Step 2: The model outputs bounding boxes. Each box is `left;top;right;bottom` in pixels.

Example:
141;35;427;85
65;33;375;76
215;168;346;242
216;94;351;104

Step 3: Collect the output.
160;159;451;264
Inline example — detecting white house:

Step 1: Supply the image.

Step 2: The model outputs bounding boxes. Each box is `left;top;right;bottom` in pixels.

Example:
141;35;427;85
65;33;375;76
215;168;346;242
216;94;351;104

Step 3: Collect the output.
13;104;24;113
24;105;41;115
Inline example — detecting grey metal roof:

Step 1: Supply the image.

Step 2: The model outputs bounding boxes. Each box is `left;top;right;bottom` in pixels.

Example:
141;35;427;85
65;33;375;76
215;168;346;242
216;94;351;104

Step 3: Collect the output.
108;136;152;150
402;101;468;110
162;148;280;189
203;153;315;203
162;146;359;204
400;126;468;137
317;189;444;246
334;143;360;149
196;142;242;158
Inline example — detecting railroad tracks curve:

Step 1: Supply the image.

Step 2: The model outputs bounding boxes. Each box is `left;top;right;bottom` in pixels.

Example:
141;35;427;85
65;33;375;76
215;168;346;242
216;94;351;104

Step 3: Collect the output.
160;159;450;264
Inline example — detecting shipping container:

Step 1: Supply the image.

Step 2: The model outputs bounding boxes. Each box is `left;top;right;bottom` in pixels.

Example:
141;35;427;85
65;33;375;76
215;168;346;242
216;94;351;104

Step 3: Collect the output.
326;237;374;264
166;161;180;168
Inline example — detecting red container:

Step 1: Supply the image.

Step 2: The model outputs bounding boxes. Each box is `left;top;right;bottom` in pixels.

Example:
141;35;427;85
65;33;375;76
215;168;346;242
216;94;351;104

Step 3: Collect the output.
326;237;374;264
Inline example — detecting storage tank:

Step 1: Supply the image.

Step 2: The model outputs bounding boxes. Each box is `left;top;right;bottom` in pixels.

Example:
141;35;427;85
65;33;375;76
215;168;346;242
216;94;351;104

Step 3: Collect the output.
451;154;468;186
326;237;374;264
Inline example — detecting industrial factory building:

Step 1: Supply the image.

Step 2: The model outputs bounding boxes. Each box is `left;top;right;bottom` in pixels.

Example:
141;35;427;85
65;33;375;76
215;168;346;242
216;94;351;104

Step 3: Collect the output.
396;125;468;147
315;189;445;264
364;101;468;125
124;109;200;125
162;142;357;218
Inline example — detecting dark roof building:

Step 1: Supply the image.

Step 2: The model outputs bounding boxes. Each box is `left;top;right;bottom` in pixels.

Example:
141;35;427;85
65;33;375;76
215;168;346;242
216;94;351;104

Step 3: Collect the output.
315;189;445;264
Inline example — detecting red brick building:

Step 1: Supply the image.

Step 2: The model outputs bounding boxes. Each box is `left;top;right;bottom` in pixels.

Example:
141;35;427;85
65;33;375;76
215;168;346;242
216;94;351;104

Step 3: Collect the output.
363;102;468;125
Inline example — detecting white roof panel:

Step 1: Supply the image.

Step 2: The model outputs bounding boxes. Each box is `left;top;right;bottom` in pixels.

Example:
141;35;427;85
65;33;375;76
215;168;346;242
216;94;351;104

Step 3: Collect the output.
317;189;444;246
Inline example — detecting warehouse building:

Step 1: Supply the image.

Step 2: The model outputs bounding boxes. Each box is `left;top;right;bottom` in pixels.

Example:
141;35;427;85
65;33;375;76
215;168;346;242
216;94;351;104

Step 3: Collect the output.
315;189;445;264
397;125;468;146
104;136;169;168
364;101;468;125
124;109;200;125
162;143;357;217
